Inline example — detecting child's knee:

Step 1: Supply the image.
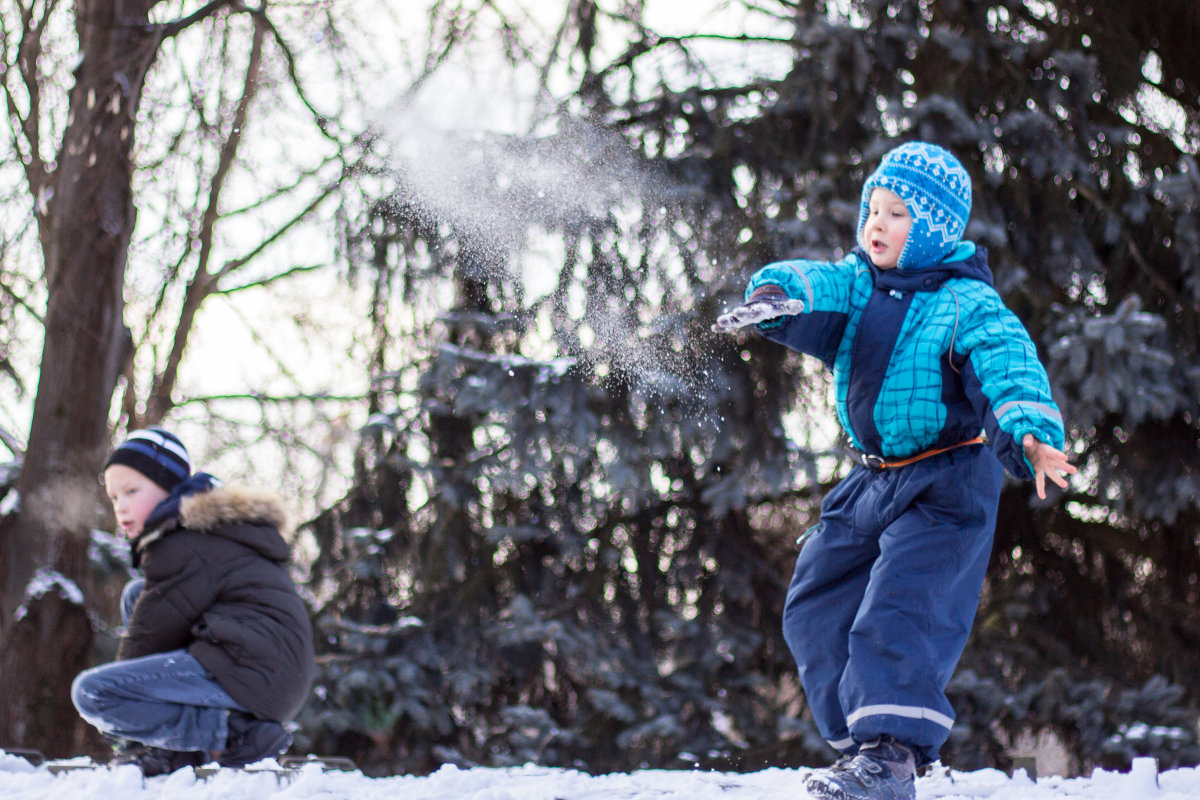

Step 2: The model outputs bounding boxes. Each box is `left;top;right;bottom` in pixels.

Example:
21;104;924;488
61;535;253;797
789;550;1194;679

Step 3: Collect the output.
70;669;108;716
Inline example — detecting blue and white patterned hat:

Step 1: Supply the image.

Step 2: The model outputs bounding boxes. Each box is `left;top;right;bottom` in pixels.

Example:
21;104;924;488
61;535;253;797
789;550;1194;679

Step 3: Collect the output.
103;427;191;491
857;142;972;270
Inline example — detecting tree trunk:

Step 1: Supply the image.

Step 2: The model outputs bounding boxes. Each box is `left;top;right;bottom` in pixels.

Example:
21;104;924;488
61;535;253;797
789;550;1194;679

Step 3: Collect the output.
0;0;163;755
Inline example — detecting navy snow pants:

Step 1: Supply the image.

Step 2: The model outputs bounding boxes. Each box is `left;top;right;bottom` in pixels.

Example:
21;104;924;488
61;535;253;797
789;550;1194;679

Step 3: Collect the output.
782;445;1002;766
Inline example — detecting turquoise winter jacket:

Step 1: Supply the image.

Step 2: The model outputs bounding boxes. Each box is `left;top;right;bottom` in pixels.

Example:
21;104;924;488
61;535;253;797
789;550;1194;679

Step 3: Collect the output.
747;243;1063;479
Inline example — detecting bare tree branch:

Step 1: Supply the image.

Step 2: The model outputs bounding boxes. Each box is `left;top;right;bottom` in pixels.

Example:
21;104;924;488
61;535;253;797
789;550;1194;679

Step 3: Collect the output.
174;391;369;407
155;0;243;39
214;173;348;284
0;271;43;324
245;3;339;142
0;423;24;457
143;12;267;425
217;262;327;294
2;0;61;228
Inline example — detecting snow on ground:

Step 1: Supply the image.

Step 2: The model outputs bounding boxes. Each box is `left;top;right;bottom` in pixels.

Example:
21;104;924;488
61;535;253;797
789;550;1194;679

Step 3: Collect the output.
2;751;1199;799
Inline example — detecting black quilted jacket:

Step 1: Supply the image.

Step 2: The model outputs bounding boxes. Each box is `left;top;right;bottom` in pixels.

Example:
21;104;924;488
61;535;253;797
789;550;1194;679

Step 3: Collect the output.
118;483;315;723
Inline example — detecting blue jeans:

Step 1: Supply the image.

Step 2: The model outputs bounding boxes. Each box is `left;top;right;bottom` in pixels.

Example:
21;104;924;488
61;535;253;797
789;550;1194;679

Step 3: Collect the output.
71;579;245;752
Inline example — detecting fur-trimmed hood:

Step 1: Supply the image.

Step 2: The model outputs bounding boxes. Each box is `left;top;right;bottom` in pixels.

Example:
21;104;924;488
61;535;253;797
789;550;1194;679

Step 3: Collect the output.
136;481;294;566
180;484;293;537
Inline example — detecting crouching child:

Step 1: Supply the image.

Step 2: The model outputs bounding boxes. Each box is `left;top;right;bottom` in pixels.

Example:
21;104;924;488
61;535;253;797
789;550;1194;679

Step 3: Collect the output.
72;427;316;776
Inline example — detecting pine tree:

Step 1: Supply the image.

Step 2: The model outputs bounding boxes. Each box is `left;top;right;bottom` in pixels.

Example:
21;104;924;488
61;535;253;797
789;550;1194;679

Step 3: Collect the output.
302;0;1200;774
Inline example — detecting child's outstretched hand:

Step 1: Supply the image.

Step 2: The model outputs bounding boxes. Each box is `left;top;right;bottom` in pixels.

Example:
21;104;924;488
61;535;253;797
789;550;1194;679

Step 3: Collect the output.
713;283;805;333
1023;434;1077;499
712;298;805;333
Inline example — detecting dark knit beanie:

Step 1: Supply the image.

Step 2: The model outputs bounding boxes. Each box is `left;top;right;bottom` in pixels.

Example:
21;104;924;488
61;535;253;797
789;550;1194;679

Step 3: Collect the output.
103;427;191;491
857;141;972;270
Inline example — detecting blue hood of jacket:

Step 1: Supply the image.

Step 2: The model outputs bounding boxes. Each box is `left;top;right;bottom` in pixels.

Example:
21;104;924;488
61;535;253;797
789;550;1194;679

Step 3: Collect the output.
864;241;994;294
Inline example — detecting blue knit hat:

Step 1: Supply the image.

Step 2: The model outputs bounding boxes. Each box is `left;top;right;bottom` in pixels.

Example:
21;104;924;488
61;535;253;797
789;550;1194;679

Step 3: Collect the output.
103;427;191;491
857;142;972;270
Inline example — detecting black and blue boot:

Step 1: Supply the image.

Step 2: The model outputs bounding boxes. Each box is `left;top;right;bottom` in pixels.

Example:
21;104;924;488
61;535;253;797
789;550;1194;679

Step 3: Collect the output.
217;711;292;768
805;736;916;800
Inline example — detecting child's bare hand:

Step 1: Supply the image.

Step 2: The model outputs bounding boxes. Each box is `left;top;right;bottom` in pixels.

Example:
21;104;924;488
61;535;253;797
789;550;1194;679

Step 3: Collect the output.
1022;434;1076;499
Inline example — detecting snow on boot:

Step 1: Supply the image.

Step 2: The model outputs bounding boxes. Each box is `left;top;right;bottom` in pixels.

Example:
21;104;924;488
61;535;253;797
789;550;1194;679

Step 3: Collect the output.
110;743;205;776
218;711;292;768
804;736;916;800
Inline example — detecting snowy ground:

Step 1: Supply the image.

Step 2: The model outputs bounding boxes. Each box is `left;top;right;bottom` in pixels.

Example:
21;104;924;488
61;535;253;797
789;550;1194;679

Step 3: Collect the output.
2;751;1199;799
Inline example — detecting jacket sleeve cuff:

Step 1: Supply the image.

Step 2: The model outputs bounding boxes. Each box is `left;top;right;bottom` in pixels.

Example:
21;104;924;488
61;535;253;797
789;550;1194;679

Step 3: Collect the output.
748;284;788;302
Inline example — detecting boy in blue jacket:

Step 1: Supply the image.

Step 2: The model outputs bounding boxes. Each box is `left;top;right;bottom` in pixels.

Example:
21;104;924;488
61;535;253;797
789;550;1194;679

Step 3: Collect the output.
715;142;1074;800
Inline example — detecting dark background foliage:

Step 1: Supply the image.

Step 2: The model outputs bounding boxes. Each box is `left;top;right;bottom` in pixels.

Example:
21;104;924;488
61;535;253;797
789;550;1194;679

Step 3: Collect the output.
289;0;1200;778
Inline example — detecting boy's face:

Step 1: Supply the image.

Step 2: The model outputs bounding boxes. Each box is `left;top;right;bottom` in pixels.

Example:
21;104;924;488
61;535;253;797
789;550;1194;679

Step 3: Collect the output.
861;187;913;270
104;463;169;540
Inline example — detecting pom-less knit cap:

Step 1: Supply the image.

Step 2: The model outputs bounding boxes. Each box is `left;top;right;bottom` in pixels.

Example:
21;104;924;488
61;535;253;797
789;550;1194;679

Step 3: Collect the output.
857;141;972;270
103;427;191;491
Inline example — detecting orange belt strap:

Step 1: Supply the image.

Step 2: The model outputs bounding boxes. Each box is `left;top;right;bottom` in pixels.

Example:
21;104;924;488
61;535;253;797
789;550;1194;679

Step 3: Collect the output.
853;436;985;471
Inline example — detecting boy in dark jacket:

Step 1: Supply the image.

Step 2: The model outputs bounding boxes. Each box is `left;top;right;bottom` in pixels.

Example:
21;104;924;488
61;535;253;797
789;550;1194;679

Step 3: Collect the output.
72;427;316;776
715;143;1075;800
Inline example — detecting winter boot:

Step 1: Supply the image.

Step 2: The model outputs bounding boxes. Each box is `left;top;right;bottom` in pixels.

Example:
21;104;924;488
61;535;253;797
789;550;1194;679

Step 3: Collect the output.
804;736;916;800
110;743;205;776
217;711;292;768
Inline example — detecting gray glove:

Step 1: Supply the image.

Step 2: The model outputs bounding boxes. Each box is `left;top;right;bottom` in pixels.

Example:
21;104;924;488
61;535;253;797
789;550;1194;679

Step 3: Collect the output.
712;296;805;333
